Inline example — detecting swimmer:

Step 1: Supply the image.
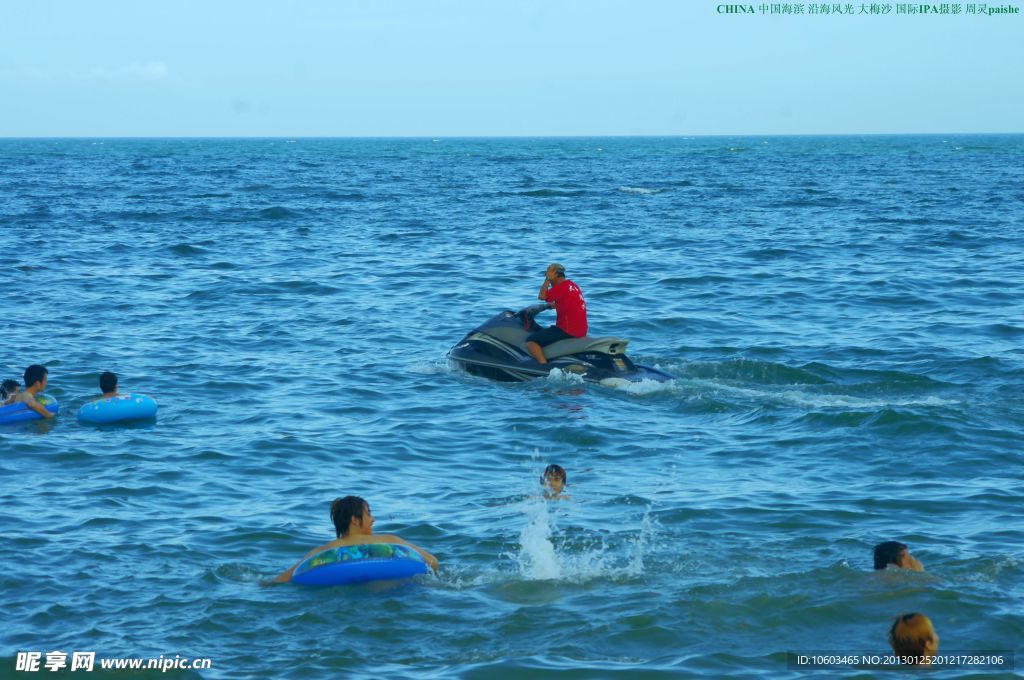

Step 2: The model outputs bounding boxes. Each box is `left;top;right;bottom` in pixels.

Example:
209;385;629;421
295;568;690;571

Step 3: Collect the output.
271;496;438;584
95;371;119;399
873;541;924;572
541;464;570;500
12;364;54;419
1;379;20;405
888;613;939;665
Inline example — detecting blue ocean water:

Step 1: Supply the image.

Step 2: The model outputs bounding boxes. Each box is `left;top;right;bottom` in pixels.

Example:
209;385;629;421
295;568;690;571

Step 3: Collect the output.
1;136;1022;679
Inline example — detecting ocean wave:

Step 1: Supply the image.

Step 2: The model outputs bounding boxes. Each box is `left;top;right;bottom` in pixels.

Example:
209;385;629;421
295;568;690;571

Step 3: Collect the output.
514;189;588;198
257;206;302;220
657;275;734;285
3;136;1021;679
680;359;831;386
858;215;960;226
766;197;843;208
617;186;664;195
168;242;207;256
743;247;799;259
321;190;367;201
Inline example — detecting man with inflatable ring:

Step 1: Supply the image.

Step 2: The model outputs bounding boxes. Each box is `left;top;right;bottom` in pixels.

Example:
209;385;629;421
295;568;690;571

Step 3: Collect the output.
270;496;438;584
12;364;55;420
525;263;588;365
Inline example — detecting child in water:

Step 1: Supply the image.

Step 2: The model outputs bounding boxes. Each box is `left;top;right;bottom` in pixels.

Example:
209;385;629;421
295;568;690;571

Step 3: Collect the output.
1;379;20;405
94;371;119;400
888;613;939;665
541;464;569;500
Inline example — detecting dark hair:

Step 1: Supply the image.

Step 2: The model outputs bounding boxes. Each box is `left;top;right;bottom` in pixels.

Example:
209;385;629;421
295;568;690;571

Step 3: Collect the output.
541;464;567;485
330;496;368;538
99;371;118;394
1;379;19;399
24;364;47;388
873;541;908;570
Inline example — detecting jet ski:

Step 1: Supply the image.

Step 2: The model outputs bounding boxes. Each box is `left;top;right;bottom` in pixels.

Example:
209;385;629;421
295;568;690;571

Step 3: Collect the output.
448;304;672;384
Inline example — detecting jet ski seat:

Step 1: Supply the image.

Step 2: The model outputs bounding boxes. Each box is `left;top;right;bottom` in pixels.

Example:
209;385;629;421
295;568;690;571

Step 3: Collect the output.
544;336;629;359
473;315;630;359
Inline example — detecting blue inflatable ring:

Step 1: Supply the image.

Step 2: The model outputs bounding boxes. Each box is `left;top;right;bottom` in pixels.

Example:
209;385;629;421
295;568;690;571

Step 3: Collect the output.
291;543;429;586
78;394;158;424
0;394;59;425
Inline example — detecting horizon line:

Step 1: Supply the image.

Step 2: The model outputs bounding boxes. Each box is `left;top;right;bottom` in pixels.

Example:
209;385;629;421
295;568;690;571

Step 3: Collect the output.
1;131;1022;141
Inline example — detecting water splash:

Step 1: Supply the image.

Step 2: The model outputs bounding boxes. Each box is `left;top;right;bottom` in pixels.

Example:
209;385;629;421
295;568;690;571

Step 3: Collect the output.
514;500;655;582
516;499;561;580
545;368;586;385
600;376;679;395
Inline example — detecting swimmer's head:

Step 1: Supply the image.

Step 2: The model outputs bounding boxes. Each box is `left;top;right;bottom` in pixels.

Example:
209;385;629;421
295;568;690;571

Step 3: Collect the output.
888;613;938;664
541;464;567;495
873;541;923;571
24;364;47;390
331;495;373;537
99;371;118;394
1;379;19;399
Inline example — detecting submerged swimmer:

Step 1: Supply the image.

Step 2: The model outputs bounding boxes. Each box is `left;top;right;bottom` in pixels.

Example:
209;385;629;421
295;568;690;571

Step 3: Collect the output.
873;541;924;572
541;464;570;500
271;496;438;583
1;379;20;405
888;613;939;665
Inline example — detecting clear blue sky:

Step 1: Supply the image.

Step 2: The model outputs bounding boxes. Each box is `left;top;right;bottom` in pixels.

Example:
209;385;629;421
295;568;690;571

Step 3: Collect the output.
1;1;1020;136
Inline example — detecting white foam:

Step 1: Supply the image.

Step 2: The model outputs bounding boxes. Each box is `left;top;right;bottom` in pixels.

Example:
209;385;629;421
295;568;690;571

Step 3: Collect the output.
597;366;959;409
774;390;958;410
408;360;454;375
516;499;561;580
433;503;656;591
602;377;679;395
514;500;654;582
545;368;586;385
673;375;960;410
618;186;662;195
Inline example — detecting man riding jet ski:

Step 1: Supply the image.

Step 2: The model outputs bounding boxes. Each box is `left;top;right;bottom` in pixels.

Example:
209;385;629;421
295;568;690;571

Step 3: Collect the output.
447;264;671;384
526;263;589;365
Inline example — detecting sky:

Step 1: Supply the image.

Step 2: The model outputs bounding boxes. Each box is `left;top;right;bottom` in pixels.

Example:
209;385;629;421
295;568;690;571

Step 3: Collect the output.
1;0;1020;137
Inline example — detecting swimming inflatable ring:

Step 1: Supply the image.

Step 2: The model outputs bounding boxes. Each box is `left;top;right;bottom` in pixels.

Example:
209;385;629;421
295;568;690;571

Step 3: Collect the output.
78;394;158;424
0;395;59;425
291;543;429;587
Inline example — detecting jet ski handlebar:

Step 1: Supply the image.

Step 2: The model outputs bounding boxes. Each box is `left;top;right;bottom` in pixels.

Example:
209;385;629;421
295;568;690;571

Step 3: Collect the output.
518;303;552;319
514;303;552;331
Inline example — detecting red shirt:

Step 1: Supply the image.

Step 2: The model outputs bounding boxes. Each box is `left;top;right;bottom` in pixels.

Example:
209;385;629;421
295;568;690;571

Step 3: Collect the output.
543;279;588;337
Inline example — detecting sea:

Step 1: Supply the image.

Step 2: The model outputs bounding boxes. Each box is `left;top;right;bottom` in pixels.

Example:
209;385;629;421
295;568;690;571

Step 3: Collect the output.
1;136;1022;679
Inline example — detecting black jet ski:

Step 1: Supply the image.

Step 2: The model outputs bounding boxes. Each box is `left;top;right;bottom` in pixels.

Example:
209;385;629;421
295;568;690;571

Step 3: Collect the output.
448;304;672;384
